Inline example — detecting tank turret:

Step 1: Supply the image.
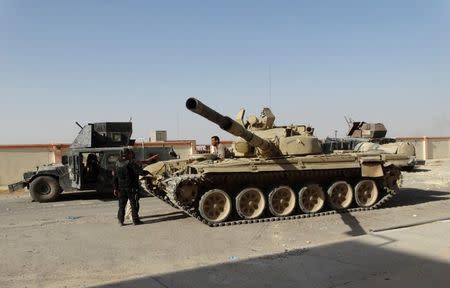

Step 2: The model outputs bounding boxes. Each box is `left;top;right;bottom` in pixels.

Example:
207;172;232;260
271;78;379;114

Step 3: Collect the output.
347;121;387;139
186;97;322;157
71;122;133;148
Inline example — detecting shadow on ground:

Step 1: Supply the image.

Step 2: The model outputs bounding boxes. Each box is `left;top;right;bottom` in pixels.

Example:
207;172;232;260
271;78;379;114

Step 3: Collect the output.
93;232;450;288
140;211;189;225
57;191;116;202
385;188;450;208
404;168;430;173
57;192;155;203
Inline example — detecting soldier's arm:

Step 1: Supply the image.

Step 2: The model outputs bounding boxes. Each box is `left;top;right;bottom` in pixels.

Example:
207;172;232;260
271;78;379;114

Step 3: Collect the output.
130;161;151;176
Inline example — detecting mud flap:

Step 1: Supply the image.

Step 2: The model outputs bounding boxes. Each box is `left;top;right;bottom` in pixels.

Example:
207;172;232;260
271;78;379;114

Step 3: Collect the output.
361;163;384;177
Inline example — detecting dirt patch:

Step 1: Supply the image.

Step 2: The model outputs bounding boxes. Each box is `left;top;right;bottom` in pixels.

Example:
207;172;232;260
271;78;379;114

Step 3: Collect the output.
403;159;450;190
0;188;28;199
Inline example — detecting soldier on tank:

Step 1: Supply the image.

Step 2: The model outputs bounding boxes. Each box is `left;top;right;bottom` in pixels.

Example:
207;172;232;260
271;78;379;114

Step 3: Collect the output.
210;136;231;160
113;148;150;226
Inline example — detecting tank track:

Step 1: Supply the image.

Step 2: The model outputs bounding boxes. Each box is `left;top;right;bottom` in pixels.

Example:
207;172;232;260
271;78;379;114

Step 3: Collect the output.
143;167;401;227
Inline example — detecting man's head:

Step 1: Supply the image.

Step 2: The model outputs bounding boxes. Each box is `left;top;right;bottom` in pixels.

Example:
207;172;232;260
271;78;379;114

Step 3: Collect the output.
211;136;220;147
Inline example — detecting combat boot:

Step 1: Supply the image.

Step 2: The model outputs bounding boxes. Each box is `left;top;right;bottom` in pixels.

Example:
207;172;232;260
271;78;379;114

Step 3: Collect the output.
133;219;143;225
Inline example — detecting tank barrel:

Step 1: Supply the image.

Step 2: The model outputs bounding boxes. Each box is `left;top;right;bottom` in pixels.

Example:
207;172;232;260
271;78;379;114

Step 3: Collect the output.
186;98;275;156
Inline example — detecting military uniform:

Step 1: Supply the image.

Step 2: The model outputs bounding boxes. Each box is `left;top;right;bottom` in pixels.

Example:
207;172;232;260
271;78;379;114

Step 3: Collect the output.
113;152;149;225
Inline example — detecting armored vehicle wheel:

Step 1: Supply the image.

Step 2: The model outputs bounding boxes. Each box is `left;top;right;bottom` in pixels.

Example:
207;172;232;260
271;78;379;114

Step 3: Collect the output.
268;186;296;216
298;184;325;213
327;181;353;210
199;189;232;223
29;176;62;202
235;187;266;219
354;180;379;207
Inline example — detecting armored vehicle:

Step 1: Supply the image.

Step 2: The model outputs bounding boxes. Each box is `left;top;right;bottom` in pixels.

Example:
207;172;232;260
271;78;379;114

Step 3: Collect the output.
142;98;406;226
9;122;176;202
323;120;416;170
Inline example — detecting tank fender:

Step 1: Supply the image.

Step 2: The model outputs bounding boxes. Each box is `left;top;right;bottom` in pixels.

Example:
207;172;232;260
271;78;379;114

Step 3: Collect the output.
360;158;384;177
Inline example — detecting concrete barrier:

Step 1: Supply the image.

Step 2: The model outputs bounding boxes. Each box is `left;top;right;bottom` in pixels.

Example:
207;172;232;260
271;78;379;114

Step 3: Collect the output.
397;137;450;160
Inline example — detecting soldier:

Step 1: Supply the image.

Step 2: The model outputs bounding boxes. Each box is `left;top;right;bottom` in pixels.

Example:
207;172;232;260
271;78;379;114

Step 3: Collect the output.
210;135;230;159
124;151;159;221
113;148;150;226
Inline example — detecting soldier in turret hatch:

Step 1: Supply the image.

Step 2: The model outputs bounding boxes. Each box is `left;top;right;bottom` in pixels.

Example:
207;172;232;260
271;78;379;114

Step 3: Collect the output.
210;136;231;160
113;148;150;226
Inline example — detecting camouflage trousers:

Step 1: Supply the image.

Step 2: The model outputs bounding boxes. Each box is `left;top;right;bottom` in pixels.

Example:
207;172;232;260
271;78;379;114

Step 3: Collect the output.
125;193;140;221
117;189;140;223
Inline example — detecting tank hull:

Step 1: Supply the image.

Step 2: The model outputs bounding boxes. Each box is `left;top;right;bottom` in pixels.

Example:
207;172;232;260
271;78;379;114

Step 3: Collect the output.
143;152;403;226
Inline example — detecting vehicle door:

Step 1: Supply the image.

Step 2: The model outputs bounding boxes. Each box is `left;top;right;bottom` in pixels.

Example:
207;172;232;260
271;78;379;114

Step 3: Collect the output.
68;153;82;189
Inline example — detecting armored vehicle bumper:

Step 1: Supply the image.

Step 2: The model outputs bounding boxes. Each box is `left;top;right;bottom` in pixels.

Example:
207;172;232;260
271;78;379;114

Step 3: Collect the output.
8;181;27;192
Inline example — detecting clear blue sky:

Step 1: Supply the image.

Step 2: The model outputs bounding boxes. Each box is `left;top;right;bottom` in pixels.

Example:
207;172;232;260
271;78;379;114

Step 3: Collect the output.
1;0;449;144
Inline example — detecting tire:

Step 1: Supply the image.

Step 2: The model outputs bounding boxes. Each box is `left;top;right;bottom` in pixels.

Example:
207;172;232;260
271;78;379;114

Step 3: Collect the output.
29;176;62;202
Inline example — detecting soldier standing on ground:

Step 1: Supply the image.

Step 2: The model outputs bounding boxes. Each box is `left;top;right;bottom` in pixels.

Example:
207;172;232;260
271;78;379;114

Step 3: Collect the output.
113;148;150;226
124;151;159;221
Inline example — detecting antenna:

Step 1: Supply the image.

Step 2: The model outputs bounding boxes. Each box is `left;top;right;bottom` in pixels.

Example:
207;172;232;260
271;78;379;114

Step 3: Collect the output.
268;64;272;107
344;116;352;128
75;122;83;130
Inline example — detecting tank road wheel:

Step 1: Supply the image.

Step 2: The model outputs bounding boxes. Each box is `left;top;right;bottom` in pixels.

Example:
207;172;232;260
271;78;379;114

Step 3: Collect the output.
175;182;198;206
199;189;232;223
29;176;62;202
327;181;353;210
298;184;325;213
235;187;266;220
354;180;379;207
268;186;296;216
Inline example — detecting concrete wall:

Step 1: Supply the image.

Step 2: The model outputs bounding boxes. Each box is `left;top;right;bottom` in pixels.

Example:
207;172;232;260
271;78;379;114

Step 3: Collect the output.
397;137;450;160
0;147;58;185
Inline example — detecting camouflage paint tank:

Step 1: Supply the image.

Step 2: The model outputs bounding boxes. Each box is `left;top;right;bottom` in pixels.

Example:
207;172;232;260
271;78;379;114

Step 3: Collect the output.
142;98;406;226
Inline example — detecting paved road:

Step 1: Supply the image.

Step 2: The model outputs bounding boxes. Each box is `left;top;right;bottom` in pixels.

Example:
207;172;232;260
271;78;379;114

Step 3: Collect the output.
0;161;449;287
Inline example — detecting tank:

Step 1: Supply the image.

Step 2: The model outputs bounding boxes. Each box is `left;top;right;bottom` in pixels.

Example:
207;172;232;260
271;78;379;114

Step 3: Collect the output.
142;98;407;226
323;120;417;170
